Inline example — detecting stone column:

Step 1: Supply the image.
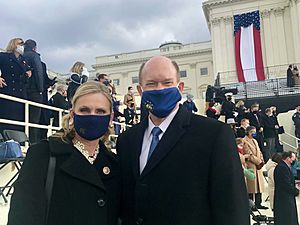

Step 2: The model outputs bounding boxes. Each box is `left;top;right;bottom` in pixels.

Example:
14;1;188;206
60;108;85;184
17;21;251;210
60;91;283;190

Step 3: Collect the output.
290;0;300;63
274;7;288;66
224;16;236;82
211;18;222;77
261;10;274;67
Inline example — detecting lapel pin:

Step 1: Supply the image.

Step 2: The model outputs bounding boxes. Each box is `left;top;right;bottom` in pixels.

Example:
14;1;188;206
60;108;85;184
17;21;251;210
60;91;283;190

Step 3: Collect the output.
103;166;110;175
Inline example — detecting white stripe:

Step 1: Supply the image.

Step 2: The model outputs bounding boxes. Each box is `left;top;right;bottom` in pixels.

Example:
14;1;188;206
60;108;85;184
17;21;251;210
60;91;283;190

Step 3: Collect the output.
240;24;258;82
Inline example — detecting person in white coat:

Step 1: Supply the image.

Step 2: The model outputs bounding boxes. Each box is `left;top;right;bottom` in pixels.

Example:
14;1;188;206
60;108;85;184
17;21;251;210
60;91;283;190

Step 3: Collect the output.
265;153;282;210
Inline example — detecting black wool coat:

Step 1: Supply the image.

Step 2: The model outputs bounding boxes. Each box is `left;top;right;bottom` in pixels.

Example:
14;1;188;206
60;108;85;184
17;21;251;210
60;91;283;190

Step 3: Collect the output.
274;161;299;225
8;137;121;225
0;52;30;132
117;106;250;225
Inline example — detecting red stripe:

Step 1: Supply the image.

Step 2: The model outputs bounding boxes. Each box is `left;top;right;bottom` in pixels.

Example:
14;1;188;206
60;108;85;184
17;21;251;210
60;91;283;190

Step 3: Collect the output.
234;30;245;82
253;28;265;81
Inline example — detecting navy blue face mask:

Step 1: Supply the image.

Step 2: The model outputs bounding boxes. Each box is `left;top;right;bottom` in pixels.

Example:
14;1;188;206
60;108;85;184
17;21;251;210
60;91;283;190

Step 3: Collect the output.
251;133;257;138
73;113;110;140
141;87;182;118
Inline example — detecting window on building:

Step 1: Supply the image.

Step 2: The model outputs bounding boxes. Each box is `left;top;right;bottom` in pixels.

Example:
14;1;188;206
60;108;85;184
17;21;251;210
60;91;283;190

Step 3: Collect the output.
200;68;208;76
113;79;120;86
132;76;139;84
180;70;187;78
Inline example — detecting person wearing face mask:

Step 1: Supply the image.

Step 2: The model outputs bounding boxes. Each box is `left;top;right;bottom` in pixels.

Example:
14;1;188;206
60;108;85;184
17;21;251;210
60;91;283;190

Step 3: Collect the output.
262;108;278;158
66;61;89;107
243;126;268;210
117;56;249;225
236;118;250;138
274;151;300;225
245;103;267;162
7;82;121;225
221;92;237;122
0;38;32;133
235;100;248;125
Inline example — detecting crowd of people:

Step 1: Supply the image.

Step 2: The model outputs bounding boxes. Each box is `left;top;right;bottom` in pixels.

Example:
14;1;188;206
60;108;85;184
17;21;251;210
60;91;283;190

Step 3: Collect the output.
287;64;300;87
1;39;300;225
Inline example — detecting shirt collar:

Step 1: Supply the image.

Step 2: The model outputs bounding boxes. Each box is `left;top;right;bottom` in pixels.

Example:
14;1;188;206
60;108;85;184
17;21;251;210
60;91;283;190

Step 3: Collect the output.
145;107;179;138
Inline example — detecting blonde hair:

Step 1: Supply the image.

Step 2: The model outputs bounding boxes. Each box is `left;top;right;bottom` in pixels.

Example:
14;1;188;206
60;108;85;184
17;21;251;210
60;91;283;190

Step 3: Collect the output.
53;81;113;145
70;61;84;74
235;100;244;108
235;138;244;145
6;38;24;53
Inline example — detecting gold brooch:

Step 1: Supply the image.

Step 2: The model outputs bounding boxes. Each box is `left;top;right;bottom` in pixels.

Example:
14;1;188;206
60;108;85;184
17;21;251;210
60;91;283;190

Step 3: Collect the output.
102;166;110;175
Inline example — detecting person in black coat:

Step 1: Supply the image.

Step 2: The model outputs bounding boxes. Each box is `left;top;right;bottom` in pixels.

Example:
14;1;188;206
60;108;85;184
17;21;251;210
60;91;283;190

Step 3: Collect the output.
245;104;268;162
206;101;220;120
8;81;121;225
0;38;32;133
262;108;278;158
124;103;136;126
221;92;236;122
49;85;69;127
66;61;89;106
23;39;45;144
274;151;300;225
287;64;294;87
182;94;198;113
117;56;250;225
236;118;250;138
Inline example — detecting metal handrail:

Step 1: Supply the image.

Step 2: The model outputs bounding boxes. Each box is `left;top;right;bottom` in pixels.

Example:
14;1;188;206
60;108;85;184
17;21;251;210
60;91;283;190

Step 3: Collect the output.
279;139;298;152
0;93;132;143
283;131;300;141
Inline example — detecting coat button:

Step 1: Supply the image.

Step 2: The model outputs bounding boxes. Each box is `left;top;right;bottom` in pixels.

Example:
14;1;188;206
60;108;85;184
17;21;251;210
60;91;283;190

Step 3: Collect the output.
12;74;14;77
12;88;15;91
136;218;144;225
97;199;105;207
11;66;13;68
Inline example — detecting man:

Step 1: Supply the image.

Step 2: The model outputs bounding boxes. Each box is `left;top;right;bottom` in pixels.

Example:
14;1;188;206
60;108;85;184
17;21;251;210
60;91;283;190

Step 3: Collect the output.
117;56;249;225
274;151;300;225
182;93;198;113
124;86;136;109
49;85;69;127
293;106;300;150
236;118;249;138
287;64;294;87
245;103;267;161
23;39;44;144
221;92;236;122
262;108;278;158
95;73;110;86
270;106;283;152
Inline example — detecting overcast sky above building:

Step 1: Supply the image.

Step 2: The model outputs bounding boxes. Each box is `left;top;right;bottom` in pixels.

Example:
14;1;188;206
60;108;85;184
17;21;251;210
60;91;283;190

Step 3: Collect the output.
0;0;210;74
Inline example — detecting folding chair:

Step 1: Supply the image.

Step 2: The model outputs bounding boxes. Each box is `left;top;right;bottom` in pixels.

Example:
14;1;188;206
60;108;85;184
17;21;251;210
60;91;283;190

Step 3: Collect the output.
3;129;30;146
0;130;28;200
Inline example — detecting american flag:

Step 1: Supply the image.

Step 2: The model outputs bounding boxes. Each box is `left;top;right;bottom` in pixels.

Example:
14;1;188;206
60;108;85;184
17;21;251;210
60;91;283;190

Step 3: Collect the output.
234;10;265;82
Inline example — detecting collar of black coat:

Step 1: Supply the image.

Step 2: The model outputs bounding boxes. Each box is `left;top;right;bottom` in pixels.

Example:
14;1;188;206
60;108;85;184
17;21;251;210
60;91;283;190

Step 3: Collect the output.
47;137;118;191
134;105;192;178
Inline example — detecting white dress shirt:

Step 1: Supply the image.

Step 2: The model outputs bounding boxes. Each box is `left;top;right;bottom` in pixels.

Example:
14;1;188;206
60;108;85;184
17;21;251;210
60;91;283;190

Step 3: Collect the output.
139;107;179;173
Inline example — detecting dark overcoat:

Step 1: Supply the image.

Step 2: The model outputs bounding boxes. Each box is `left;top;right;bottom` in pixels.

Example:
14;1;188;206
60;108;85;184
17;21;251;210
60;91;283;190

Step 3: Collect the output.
117;106;250;225
274;160;299;225
7;137;121;225
0;52;29;131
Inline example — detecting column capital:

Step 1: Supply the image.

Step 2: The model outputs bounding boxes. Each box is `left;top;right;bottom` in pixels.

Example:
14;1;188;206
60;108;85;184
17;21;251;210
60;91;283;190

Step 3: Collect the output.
211;17;221;26
224;16;233;24
274;7;285;16
260;10;271;19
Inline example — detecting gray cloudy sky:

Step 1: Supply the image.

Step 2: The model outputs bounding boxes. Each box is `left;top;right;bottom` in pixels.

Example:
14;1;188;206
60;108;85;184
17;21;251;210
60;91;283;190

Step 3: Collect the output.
0;0;210;73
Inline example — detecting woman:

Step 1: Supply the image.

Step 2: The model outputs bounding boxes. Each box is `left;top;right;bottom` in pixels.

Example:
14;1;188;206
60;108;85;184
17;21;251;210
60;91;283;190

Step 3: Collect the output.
205;101;220;120
235;100;247;125
0;38;31;132
243;126;268;210
265;153;282;211
67;61;89;106
8;82;120;225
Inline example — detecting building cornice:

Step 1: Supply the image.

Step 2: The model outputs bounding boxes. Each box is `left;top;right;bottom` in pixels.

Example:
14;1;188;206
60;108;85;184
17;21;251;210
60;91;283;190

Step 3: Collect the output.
92;48;212;69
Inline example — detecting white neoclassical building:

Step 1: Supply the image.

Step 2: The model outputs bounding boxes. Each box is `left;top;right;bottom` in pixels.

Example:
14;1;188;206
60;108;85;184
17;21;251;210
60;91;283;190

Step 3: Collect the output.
92;0;300;96
92;41;214;99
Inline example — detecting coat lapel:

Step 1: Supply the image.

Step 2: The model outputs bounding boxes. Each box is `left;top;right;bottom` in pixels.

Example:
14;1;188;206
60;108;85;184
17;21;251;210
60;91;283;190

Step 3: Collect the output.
133;119;148;179
140;106;191;178
49;138;106;191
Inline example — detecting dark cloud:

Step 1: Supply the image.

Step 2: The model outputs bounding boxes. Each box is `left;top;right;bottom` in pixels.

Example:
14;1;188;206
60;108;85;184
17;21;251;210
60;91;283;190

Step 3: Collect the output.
0;0;210;73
